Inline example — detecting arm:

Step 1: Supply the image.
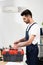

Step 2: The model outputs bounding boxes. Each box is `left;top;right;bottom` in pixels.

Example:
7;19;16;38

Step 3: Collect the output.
14;37;26;44
17;35;36;47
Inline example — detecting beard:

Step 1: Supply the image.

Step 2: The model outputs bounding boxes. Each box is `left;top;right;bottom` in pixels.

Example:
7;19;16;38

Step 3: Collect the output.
26;21;30;24
24;19;30;24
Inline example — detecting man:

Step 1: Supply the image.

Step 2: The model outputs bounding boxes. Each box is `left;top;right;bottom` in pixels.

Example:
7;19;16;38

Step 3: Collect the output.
14;9;40;65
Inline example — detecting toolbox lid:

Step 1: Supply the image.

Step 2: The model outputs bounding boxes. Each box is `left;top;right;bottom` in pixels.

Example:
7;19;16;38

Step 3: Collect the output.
9;49;18;55
2;49;9;55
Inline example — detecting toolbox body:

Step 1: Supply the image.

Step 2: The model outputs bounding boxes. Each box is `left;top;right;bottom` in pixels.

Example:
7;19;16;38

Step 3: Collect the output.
2;49;24;62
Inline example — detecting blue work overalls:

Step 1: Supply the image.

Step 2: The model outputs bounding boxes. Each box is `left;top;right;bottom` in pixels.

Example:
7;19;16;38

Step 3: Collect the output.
25;23;39;65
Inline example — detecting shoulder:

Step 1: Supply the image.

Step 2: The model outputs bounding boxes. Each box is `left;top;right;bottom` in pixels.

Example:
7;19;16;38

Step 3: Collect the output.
29;23;40;35
31;23;40;29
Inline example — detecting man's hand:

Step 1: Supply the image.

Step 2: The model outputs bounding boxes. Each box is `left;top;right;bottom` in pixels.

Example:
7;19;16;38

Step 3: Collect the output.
13;44;18;49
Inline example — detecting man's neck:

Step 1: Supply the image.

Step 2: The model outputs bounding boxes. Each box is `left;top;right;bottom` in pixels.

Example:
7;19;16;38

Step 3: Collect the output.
29;19;34;24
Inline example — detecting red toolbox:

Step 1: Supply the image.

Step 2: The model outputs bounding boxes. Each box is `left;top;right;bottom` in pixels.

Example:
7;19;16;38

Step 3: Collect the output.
2;49;24;62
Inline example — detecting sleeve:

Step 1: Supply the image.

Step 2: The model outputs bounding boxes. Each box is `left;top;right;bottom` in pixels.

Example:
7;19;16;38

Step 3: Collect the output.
30;24;39;36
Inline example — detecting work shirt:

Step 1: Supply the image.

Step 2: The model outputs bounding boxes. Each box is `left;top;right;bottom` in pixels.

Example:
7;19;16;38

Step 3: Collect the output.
26;22;40;45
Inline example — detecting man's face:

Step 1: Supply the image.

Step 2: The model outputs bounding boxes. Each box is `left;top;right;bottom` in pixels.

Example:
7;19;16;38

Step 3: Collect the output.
22;15;30;24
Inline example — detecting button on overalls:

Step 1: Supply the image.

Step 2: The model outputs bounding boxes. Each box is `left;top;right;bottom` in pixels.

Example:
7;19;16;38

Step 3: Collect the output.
25;23;39;65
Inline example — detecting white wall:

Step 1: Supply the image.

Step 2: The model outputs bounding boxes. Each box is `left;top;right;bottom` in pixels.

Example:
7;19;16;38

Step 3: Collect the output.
0;0;43;49
0;12;26;48
14;0;43;27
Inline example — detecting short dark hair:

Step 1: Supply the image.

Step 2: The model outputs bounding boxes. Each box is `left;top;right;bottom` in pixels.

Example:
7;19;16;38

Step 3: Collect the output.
21;9;32;18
